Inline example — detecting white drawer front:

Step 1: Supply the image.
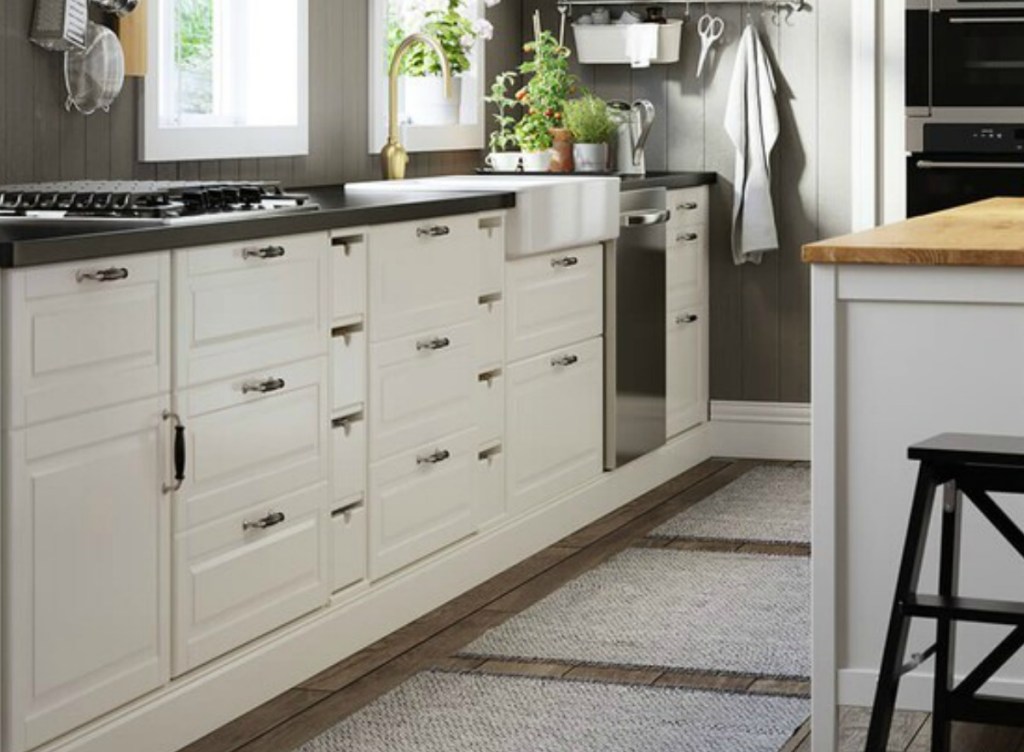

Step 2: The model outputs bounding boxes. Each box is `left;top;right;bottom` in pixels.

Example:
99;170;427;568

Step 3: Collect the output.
330;503;367;593
478;213;505;297
368;428;477;580
5;252;170;429
331;327;366;415
332;412;366;504
476;371;504;447
176;357;329;530
667;225;706;311
477;298;504;370
476;447;506;529
369;321;476;461
175;232;328;387
667;306;708;439
506;337;604;515
173;483;329;675
368;214;479;342
330;231;367;323
668;187;709;231
506;245;603;363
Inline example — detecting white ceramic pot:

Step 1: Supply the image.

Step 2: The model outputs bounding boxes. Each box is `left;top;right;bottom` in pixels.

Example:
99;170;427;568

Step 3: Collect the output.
401;76;463;126
521;150;553;173
573;143;608;173
485;151;522;173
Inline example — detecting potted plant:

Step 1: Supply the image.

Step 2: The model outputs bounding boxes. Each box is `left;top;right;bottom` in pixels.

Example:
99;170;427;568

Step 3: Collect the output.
515;113;554;171
387;0;497;126
564;94;616;172
484;71;521;172
514;20;577;172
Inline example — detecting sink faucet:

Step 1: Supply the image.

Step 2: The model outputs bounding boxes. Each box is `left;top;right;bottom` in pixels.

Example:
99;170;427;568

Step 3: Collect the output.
382;33;453;181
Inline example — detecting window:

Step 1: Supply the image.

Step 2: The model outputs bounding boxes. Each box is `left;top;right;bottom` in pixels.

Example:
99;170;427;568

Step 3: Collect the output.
143;0;308;161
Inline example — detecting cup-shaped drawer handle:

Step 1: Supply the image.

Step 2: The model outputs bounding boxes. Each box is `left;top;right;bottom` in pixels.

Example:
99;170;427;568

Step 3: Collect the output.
677;202;699;211
417;225;451;239
676;313;700;325
243;511;286;531
242;245;286;260
241;377;286;394
551;354;579;368
76;267;129;283
551;256;579;268
416;336;451;352
677;232;699;243
417;449;451;466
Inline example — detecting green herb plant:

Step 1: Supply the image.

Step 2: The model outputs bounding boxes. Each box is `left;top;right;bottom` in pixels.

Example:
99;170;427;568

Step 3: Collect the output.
386;0;495;77
485;71;520;153
513;28;577;152
563;95;616;144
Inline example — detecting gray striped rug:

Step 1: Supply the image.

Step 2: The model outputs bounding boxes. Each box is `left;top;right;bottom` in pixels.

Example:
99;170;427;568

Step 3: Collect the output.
649;465;810;545
294;670;810;752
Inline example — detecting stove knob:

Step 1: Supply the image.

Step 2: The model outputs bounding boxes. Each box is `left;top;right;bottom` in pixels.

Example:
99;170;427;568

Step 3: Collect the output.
181;190;208;215
239;185;263;206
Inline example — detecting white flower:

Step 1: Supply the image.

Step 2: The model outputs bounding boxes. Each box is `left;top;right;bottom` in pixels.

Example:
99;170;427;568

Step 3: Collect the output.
483;0;501;6
460;33;476;48
472;18;494;40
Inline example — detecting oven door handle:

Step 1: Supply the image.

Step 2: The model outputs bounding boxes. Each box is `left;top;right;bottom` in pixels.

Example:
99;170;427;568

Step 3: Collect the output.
916;160;1024;170
947;17;1024;25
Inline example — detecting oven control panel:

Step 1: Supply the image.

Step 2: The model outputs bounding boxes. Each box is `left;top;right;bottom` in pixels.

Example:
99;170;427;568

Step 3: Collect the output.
924;124;1024;154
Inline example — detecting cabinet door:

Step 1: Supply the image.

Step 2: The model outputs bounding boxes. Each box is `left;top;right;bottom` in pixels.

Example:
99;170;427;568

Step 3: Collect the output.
506;337;604;515
506;245;604;362
330;230;368;324
368;214;479;342
368;428;477;580
666;225;706;311
666;306;708;439
5;398;170;752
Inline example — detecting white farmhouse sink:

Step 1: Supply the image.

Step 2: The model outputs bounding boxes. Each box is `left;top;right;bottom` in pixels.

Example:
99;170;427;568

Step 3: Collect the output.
345;175;621;258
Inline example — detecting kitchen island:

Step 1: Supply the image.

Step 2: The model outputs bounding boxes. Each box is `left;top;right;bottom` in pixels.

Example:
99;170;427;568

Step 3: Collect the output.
804;198;1024;751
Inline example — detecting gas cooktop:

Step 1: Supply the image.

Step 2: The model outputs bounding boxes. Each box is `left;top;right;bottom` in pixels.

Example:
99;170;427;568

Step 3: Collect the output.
0;180;317;223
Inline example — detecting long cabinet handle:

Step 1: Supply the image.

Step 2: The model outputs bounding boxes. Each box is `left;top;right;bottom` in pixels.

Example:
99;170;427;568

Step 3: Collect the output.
677;232;699;243
163;410;186;494
417;225;451;238
243;511;286;531
676;313;700;325
242;245;286;260
241;377;286;395
416;336;451;352
551;256;579;268
551;354;579;368
621;209;671;227
417;449;451;466
76;266;129;283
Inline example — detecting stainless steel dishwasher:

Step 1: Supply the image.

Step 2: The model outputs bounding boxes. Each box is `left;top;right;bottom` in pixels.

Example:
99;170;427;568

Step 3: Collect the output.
606;187;671;469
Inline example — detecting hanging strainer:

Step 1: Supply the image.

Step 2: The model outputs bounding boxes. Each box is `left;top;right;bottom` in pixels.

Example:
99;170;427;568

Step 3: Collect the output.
64;21;125;115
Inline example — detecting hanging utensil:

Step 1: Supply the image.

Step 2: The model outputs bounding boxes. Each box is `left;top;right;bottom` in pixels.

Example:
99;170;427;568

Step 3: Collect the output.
696;13;725;78
64;21;125;115
90;0;139;17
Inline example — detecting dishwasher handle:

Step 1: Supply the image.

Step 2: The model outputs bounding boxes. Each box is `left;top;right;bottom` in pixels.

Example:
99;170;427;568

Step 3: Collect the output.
621;209;671;227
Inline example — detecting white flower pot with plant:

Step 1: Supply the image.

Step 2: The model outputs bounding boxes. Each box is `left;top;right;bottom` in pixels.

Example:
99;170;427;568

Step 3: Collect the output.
564;94;616;173
388;0;497;126
483;70;521;172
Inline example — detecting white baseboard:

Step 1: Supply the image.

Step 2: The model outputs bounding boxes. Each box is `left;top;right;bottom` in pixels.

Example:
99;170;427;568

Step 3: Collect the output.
710;401;811;461
839;668;1024;711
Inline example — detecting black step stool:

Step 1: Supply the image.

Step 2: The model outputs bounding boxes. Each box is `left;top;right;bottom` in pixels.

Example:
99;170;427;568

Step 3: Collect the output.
867;433;1024;752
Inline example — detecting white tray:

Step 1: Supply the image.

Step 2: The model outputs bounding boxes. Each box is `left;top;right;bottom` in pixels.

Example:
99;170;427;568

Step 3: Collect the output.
572;20;683;65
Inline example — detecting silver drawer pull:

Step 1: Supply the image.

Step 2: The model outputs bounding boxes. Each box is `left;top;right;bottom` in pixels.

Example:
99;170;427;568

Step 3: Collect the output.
551;354;579;368
621;209;671;227
551;256;579;268
76;267;129;283
243;511;286;531
677;202;699;211
417;225;451;239
416;336;451;352
677;232;699;243
241;377;286;394
417;449;451;466
676;313;699;325
242;245;286;260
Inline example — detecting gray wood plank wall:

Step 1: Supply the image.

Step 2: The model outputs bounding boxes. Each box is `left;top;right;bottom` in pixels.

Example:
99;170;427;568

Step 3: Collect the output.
522;1;852;403
0;0;524;187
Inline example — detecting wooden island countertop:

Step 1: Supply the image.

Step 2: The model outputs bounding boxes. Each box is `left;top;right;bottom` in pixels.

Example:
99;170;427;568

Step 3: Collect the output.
802;197;1024;266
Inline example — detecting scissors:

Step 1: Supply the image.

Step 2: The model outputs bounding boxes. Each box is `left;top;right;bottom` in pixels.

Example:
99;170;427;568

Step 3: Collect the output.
696;13;725;78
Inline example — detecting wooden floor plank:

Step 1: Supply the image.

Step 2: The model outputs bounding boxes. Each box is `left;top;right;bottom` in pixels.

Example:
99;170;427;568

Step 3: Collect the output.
907;720;1024;752
654;670;755;693
779;718;812;752
563;664;665;686
748;678;811;697
479;659;575;679
840;706;929;752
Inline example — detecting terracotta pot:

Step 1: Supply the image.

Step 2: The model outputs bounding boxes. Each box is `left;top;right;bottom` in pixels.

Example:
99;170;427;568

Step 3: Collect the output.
549;128;574;173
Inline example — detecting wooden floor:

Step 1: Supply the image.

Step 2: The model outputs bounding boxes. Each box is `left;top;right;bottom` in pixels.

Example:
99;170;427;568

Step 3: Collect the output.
176;458;1019;752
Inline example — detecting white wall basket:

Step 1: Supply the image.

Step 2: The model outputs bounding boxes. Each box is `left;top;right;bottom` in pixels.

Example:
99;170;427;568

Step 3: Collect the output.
572;20;683;65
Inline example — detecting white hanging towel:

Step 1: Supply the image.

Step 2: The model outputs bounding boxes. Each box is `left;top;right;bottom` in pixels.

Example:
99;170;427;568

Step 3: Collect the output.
724;24;780;265
623;24;660;69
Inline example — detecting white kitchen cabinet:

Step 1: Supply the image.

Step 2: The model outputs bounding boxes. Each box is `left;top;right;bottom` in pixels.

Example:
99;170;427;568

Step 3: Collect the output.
3;251;170;429
666;305;708;439
667;186;710;234
331;410;366;504
174;233;329;387
476;445;506;529
173;482;329;675
477;298;504;370
368;428;478;580
4;397;170;752
330;502;367;593
331;325;366;415
368;321;476;461
174;357;329;531
330;230;367;324
505;245;603;362
506;337;604;515
666;225;706;311
478;214;506;297
368;214;479;342
476;370;504;447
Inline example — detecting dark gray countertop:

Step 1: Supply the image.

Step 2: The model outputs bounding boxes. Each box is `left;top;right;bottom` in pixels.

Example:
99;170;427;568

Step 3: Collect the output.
619;171;717;191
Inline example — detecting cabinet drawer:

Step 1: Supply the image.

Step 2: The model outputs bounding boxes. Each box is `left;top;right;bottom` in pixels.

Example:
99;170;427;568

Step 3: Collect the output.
330;231;367;323
477;298;504;370
331;502;367;593
368;214;479;342
332;327;366;415
173;483;329;675
368;321;476;461
476;447;506;529
667;306;708;439
4;252;170;429
174;232;329;387
479;213;505;297
332;412;366;504
668;187;709;231
667;225;706;311
506;337;604;515
369;428;477;580
506;245;603;362
476;371;504;446
175;358;329;530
